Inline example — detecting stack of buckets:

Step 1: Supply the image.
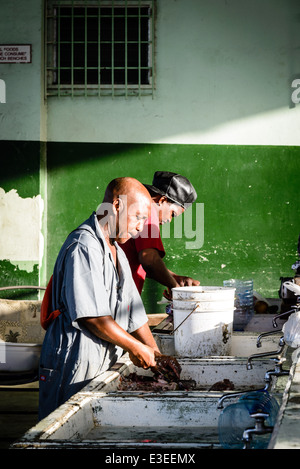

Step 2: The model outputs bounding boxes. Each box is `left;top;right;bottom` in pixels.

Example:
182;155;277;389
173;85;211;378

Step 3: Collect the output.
223;279;254;330
172;286;236;357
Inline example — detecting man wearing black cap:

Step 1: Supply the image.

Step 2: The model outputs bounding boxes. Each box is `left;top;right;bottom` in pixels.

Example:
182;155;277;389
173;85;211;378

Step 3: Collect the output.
120;171;200;299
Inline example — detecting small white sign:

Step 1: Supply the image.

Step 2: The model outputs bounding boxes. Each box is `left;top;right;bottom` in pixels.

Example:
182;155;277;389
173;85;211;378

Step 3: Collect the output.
0;79;5;103
0;45;31;64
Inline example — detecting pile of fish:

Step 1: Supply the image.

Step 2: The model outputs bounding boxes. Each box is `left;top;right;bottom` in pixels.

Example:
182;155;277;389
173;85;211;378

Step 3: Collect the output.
119;354;196;391
119;354;236;392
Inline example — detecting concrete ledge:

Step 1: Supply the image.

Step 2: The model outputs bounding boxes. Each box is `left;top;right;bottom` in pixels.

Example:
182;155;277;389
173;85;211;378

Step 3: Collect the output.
269;348;300;449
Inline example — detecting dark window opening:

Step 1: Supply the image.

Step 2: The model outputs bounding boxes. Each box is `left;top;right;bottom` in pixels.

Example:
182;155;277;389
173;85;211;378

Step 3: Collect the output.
46;1;154;97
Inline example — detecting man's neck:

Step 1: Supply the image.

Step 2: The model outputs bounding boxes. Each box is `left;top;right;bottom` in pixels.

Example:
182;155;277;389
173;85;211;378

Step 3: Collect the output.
97;215;117;265
97;215;112;241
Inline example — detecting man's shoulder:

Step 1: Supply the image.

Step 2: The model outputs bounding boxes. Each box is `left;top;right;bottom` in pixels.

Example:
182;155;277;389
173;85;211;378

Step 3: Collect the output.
61;214;104;255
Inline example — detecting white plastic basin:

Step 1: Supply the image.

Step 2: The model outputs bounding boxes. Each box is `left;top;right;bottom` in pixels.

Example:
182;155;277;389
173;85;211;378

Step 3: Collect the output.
0;342;42;372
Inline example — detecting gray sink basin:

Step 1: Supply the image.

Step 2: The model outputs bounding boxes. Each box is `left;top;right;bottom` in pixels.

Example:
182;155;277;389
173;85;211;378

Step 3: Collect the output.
12;350;284;449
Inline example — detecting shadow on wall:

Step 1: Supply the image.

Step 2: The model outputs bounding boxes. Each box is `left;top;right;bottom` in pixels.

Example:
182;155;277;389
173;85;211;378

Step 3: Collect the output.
0;141;41;197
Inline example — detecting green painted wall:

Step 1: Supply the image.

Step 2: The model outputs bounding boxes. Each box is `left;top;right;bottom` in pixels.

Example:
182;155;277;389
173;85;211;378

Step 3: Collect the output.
46;142;300;313
0;140;299;309
0;141;40;198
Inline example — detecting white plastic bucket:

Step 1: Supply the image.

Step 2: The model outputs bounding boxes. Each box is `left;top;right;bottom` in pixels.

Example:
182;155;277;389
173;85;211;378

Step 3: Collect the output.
172;299;234;311
172;286;235;357
173;286;235;302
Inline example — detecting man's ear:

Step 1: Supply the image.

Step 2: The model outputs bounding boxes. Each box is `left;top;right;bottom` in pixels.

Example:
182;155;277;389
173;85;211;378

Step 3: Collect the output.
157;195;168;205
112;197;121;213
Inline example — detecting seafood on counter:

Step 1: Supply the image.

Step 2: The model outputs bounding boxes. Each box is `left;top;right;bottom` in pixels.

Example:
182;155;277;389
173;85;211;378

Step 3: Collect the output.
209;378;235;391
151;354;182;382
118;354;196;391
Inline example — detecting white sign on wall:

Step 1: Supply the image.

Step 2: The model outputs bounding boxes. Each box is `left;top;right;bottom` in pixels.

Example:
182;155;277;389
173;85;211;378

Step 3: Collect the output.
0;45;31;63
0;79;5;103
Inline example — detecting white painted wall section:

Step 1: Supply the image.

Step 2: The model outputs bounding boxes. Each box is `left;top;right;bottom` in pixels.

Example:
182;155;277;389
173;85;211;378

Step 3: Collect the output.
46;0;300;146
0;188;44;271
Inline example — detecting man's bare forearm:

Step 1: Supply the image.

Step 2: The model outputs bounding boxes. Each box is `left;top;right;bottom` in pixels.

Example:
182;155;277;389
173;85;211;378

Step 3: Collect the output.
138;248;178;289
79;315;157;368
131;321;160;353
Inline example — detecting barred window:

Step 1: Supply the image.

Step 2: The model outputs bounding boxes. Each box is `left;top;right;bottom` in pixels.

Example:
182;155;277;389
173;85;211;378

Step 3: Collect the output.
46;0;155;97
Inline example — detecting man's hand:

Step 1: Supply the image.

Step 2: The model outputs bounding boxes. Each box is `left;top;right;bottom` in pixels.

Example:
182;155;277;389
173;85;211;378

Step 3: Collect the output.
172;274;200;287
163;275;200;300
129;342;157;369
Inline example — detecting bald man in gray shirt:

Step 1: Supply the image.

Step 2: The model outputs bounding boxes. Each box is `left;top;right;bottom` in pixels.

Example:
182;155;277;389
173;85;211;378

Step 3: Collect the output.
39;178;160;420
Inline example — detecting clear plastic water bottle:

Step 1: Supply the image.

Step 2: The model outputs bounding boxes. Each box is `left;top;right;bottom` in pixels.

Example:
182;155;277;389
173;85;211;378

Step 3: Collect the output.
223;279;254;330
218;390;279;449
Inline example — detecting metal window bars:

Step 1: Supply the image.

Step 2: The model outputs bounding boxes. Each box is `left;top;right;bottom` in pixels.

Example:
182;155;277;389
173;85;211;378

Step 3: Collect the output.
46;0;155;98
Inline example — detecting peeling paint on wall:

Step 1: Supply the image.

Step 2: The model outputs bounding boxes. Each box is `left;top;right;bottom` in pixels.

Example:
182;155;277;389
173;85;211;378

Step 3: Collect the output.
0;188;44;271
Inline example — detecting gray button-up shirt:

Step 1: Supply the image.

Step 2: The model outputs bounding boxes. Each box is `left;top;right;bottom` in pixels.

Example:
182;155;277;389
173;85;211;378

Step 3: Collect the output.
39;212;148;420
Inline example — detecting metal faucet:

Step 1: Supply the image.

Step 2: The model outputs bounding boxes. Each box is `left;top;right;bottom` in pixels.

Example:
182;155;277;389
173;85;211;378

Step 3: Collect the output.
242;412;273;449
272;307;298;328
218;346;289;409
217;388;265;409
256;329;282;348
263;357;289;391
246;337;285;370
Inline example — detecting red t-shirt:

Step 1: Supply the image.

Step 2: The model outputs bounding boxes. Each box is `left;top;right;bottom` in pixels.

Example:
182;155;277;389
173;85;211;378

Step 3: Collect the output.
120;210;165;294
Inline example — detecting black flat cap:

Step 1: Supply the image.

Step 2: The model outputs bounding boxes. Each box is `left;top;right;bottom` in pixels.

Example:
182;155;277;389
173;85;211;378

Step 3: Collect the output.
144;171;197;208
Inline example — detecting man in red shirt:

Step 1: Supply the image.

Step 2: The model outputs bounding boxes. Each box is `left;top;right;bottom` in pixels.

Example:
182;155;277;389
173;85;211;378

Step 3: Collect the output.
120;171;200;299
